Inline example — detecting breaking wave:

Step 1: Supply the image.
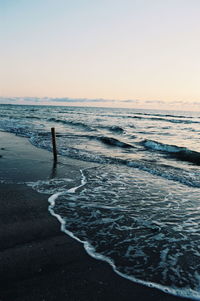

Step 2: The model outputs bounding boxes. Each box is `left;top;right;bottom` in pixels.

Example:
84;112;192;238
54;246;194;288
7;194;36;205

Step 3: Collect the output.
142;140;200;165
98;125;124;133
129;116;200;124
95;136;134;148
49;117;124;134
48;117;94;131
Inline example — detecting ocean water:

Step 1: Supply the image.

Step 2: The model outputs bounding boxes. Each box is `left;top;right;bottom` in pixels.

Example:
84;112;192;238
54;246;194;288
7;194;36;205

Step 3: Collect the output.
1;104;200;299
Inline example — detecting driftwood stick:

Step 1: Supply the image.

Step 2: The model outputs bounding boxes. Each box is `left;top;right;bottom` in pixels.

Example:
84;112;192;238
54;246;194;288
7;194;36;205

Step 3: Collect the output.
51;127;57;162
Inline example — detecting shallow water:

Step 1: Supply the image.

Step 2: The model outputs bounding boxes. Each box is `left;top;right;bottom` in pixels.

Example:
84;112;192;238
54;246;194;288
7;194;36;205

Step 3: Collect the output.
1;104;200;299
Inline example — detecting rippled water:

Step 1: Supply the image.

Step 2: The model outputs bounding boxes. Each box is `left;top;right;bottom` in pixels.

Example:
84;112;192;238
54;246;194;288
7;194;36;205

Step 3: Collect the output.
1;104;200;299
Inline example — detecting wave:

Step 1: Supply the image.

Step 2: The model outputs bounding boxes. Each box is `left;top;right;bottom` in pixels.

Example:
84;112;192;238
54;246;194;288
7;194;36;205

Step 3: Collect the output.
48;117;125;134
128;115;199;124
28;170;200;301
95;112;198;123
29;132;200;188
95;136;134;148
25;116;42;120
33;132;132;150
48;198;199;300
142;139;200;165
48;117;94;131
1;111;199;188
94;113;200;126
99;125;124;133
133;112;194;119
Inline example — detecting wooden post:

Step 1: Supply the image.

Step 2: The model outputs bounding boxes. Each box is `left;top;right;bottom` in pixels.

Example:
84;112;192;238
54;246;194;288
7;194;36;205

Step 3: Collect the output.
51;127;57;162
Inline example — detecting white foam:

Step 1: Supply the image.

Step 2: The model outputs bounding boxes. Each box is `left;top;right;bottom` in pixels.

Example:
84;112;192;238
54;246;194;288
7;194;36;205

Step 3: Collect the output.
47;169;89;244
46;169;200;301
49;202;200;300
144;140;182;153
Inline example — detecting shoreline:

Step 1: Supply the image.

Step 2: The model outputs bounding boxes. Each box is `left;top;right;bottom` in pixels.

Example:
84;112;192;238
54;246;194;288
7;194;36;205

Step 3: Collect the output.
0;131;192;301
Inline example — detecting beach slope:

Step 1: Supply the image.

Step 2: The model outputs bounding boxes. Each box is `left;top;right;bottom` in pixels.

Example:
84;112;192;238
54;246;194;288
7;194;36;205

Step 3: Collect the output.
0;132;191;301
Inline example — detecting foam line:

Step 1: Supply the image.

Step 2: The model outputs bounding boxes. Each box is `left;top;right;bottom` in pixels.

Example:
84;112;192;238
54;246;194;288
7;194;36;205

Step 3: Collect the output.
47;169;200;301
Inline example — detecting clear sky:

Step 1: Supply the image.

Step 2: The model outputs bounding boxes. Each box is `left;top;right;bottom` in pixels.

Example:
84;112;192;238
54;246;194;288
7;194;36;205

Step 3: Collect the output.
1;0;200;111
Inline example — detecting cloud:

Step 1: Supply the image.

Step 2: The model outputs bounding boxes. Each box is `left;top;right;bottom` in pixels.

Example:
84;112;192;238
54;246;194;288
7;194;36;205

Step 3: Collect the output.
0;97;16;102
0;97;119;104
183;101;200;106
48;98;117;103
48;98;81;103
121;99;140;103
0;97;199;110
0;97;41;103
144;100;167;104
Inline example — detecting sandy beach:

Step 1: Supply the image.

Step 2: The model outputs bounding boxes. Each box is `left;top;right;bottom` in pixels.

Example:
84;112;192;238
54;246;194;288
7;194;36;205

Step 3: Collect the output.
0;131;192;301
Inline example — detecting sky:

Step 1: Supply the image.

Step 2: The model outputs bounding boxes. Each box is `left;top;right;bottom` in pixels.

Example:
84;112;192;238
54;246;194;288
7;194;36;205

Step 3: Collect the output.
0;0;200;111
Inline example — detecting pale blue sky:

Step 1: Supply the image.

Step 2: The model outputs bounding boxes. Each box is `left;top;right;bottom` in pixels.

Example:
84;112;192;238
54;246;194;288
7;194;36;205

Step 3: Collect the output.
1;0;200;110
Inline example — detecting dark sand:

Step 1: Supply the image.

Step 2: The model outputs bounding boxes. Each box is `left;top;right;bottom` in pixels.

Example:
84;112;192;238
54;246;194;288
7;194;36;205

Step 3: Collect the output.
0;132;191;301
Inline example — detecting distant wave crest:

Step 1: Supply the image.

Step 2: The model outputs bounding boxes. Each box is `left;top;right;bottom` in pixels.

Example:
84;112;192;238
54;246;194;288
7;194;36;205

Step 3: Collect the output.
96;136;134;148
142;139;200;165
48;117;94;131
129;116;199;124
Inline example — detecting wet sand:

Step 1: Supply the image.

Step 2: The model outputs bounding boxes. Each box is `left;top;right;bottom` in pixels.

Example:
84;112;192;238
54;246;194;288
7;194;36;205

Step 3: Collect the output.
0;132;191;301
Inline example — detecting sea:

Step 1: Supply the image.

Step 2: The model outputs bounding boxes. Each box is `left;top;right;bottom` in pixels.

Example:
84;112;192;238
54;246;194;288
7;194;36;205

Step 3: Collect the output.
1;104;200;299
